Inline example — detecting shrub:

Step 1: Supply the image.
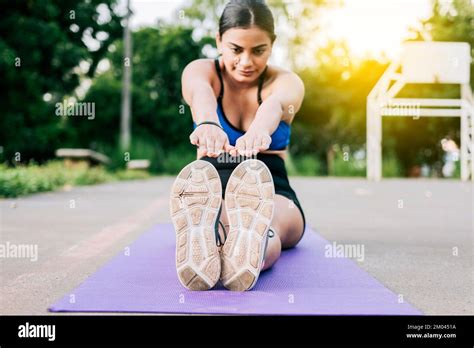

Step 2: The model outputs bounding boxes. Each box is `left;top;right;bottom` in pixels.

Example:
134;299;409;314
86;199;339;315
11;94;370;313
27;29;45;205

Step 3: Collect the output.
0;161;153;198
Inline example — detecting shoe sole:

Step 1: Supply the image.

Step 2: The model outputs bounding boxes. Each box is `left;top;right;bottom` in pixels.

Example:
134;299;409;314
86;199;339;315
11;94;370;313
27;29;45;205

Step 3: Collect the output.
170;160;222;290
220;159;275;291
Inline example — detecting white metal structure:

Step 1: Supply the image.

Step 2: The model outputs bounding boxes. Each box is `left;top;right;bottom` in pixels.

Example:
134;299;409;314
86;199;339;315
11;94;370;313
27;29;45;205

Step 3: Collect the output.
366;41;473;181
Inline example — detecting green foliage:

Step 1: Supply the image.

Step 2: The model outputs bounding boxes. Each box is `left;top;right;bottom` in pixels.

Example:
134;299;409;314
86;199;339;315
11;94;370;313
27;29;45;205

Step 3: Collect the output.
103;136;162;172
0;162;68;197
0;161;152;198
160;146;197;175
0;0;124;163
290;41;388;175
292;155;323;176
292;0;472;176
74;24;208;173
1;0;471;179
382;116;455;176
330;153;366;177
73;166;114;185
105;25;203;152
323;147;402;177
382;153;404;178
114;169;150;180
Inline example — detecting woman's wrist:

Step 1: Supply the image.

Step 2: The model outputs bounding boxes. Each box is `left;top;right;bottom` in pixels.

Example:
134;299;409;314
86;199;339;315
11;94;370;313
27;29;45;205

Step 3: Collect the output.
195;114;220;124
194;111;221;127
196;121;223;130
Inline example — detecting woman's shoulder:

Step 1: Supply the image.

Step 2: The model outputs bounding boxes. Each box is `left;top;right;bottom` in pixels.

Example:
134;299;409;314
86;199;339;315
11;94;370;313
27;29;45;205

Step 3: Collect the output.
182;58;221;97
265;64;303;93
184;58;297;81
267;64;300;82
183;58;218;77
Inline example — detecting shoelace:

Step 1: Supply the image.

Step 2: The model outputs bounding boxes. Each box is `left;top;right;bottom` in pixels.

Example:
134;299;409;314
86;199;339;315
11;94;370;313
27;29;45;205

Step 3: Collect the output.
268;228;275;238
214;205;227;247
261;227;276;264
216;220;227;247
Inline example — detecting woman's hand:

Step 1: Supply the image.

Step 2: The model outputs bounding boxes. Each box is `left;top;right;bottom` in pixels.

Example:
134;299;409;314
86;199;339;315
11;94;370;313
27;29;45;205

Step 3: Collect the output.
232;129;272;157
189;124;235;158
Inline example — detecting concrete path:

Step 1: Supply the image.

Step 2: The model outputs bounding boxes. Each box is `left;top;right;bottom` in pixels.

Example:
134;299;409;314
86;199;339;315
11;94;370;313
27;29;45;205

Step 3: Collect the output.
0;177;472;314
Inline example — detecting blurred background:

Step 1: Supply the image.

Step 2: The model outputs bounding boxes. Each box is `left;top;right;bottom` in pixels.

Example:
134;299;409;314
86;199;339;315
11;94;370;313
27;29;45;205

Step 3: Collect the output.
1;0;472;198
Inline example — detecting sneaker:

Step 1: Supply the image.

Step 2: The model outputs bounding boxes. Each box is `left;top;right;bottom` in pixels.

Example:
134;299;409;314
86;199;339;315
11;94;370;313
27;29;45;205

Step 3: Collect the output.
220;159;275;291
170;160;223;290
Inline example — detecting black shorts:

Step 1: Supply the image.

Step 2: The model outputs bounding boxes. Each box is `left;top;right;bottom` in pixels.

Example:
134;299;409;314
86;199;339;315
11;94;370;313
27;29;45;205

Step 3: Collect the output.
200;153;306;245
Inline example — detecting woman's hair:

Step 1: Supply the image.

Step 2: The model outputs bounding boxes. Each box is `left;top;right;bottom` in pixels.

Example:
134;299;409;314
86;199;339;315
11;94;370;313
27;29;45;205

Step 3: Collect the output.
219;0;276;43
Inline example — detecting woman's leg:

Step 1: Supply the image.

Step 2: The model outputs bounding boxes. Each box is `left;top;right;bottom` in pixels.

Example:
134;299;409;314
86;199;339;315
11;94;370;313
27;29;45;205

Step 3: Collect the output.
261;194;304;271
218;194;304;271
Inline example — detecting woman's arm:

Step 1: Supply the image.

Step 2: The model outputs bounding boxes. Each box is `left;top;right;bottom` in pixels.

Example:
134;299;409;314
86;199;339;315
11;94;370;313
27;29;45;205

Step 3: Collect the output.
181;59;220;124
181;59;234;158
233;72;305;156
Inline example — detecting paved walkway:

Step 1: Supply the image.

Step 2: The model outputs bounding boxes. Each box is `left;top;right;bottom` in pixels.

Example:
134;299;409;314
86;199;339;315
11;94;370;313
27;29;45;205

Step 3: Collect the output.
0;177;472;314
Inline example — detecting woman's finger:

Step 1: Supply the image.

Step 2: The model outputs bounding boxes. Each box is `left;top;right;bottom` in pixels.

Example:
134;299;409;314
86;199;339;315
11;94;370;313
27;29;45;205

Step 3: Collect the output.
236;138;246;156
198;133;208;153
252;137;263;155
244;137;254;157
258;135;271;151
197;143;207;158
223;138;235;155
189;132;199;146
214;136;225;156
205;136;216;156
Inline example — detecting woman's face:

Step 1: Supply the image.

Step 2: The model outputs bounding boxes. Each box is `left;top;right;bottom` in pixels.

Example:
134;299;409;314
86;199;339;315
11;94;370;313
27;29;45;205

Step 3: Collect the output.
216;26;273;84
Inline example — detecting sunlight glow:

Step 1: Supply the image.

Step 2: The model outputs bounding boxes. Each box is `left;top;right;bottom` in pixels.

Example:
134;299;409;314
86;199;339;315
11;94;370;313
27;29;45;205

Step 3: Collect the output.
322;0;432;60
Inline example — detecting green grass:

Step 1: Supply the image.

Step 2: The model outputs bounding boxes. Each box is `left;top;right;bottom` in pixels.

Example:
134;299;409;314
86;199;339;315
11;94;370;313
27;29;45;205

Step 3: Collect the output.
160;148;197;175
330;152;366;177
104;138;197;175
287;150;400;177
382;153;404;178
328;149;403;178
3;147;454;198
288;154;323;176
0;161;152;198
451;160;461;179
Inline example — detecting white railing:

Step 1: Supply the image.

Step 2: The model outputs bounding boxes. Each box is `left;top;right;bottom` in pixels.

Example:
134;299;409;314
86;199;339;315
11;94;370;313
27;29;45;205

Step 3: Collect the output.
366;41;473;181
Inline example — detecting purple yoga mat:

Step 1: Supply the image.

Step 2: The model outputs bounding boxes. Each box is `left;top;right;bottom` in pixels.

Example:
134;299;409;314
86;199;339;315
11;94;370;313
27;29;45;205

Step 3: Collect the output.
49;224;422;315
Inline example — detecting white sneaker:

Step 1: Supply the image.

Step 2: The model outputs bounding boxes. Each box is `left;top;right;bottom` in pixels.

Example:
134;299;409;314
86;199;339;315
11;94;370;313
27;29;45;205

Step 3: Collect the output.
170;160;223;290
219;159;275;291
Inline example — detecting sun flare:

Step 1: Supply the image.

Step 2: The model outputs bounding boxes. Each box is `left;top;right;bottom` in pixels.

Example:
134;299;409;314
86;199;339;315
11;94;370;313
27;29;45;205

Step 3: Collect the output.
323;0;432;60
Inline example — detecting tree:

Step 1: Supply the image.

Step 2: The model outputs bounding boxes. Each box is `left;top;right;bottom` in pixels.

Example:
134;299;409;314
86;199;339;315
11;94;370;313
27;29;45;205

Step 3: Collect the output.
0;0;124;164
293;40;387;174
295;0;473;176
79;24;211;172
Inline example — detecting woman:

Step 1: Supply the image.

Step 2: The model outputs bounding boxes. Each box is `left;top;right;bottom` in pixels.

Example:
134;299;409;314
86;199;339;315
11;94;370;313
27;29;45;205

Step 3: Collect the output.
170;0;306;291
